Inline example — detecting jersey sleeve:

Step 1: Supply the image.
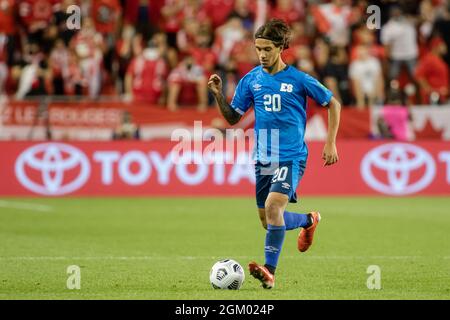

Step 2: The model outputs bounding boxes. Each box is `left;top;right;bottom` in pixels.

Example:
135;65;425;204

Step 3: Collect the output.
303;73;333;107
230;76;253;115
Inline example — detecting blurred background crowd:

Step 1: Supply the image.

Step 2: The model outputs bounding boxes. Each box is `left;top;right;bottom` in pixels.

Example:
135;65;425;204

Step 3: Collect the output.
0;0;449;111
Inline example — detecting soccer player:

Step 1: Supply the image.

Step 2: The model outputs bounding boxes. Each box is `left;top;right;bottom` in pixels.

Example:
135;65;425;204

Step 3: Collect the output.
207;19;341;289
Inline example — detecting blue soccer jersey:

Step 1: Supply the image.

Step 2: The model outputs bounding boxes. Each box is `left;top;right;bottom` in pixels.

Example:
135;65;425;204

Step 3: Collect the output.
230;65;332;163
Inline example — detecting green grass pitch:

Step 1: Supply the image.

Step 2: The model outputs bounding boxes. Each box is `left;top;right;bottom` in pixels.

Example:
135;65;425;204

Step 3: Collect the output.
0;197;449;300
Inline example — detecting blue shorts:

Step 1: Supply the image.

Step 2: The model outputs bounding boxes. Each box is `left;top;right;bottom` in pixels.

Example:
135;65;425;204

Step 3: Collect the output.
255;160;306;209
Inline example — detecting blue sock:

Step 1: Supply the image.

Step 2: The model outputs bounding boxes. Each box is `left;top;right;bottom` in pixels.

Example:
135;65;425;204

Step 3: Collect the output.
283;211;310;230
264;224;286;273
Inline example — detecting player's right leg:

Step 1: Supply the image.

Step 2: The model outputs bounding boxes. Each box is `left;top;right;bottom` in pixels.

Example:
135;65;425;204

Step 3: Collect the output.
249;192;289;289
256;161;309;231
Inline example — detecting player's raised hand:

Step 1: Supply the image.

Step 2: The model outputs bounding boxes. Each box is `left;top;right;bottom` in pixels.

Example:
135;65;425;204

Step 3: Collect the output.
322;142;339;166
207;74;223;96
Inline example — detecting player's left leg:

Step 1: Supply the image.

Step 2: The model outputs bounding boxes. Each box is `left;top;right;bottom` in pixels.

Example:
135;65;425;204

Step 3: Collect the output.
275;160;312;232
258;207;319;252
290;161;321;252
258;207;310;231
297;211;321;252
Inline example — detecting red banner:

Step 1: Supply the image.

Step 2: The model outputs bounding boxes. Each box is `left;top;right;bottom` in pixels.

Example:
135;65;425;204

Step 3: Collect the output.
0;141;449;197
0;101;223;127
4;101;450;141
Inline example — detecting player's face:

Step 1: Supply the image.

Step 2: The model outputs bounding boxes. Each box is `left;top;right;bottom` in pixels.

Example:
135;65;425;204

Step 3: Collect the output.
255;38;282;69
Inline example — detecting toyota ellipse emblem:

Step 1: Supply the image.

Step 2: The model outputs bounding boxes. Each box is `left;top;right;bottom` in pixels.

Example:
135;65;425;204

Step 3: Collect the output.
361;143;436;195
15;143;90;196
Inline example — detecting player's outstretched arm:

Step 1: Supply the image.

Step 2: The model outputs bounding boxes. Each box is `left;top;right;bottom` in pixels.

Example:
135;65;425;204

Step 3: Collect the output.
322;96;341;166
207;74;242;125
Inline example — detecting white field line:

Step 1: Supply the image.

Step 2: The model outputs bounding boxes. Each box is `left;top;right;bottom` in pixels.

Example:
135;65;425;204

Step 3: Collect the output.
0;200;53;212
0;255;448;261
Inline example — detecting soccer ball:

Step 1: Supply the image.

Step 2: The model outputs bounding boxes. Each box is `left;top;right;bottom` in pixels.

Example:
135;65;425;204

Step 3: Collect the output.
210;259;245;290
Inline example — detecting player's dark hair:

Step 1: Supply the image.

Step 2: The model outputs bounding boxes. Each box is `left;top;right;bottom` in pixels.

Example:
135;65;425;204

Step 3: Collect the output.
254;19;291;49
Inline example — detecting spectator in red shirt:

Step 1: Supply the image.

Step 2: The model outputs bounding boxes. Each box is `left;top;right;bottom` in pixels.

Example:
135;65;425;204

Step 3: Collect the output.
0;0;16;65
176;17;200;55
161;0;185;47
0;0;15;36
203;0;235;29
69;17;105;98
415;36;449;104
161;0;209;48
124;36;168;105
167;54;208;112
124;0;165;34
92;0;122;76
350;24;385;62
311;0;353;47
270;0;304;26
117;30;177;97
18;0;60;44
189;30;217;78
213;13;246;68
92;0;121;34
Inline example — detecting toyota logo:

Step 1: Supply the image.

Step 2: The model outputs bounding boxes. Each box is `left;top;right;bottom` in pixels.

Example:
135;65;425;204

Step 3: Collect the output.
15;143;90;196
361;143;436;195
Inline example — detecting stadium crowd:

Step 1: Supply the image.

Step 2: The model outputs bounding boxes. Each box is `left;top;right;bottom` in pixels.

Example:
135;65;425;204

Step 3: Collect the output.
0;0;449;110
